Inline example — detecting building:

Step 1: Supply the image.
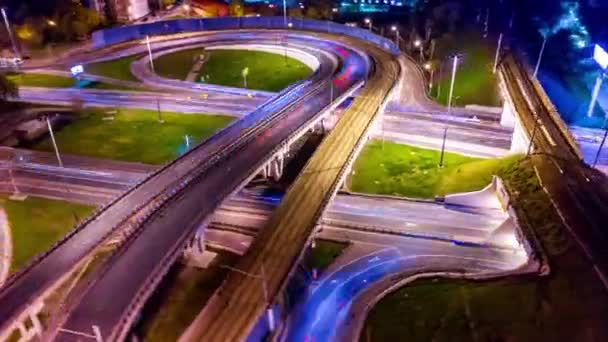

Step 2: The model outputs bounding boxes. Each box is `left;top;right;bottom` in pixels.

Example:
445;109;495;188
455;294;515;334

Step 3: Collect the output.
338;0;416;13
89;0;150;22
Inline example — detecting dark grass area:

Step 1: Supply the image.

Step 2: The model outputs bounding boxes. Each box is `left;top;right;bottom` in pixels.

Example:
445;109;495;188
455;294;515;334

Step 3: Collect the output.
303;239;349;274
137;251;240;342
432;31;501;107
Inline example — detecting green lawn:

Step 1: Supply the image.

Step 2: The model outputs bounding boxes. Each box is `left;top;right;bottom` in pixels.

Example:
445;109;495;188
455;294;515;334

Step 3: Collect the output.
198;50;312;91
29;108;234;164
432;31;501;107
154;48;207;80
1;196;94;273
139;251;240;342
349;140;520;198
303;240;349;274
85;55;141;82
154;48;312;91
361;157;608;341
7;73;75;88
6;73;144;91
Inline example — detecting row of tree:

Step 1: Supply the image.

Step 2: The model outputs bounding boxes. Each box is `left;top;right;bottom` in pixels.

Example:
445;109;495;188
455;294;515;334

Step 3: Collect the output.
14;0;105;49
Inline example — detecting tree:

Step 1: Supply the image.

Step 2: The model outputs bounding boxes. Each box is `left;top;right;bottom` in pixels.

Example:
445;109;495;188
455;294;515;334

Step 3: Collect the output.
0;73;19;102
305;0;332;20
288;8;304;18
56;0;103;41
230;0;245;17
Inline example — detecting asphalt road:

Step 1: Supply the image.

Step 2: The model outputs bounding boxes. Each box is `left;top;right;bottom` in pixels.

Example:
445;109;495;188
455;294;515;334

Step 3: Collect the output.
187;34;399;341
0;31;349;337
51;34;365;341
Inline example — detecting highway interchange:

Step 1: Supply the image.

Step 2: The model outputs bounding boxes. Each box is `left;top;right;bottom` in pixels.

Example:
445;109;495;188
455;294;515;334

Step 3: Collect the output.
0;21;538;342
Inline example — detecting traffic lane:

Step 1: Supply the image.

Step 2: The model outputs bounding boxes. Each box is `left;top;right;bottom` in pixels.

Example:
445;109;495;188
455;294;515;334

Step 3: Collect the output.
0;71;324;331
285;241;527;342
380;119;512;149
55;67;364;339
385;110;510;133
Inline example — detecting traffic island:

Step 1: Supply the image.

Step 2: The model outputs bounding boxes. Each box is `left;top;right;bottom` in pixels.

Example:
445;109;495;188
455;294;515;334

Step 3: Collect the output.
348;140;521;198
154;48;313;92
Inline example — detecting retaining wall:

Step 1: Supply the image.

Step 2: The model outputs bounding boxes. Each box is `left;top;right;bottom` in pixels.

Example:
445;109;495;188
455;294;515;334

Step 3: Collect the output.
91;17;399;56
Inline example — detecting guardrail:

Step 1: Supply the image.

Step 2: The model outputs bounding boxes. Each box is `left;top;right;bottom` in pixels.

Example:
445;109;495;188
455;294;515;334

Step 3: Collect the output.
92;16;399;56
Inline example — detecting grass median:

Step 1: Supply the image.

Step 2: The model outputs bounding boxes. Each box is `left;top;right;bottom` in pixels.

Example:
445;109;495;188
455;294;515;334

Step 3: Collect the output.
7;73;75;88
1;196;94;273
85;55;141;82
361;157;608;341
349;140;520;198
28;108;234;164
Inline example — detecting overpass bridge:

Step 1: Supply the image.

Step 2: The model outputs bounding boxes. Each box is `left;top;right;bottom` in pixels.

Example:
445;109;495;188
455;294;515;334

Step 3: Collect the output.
0;18;399;341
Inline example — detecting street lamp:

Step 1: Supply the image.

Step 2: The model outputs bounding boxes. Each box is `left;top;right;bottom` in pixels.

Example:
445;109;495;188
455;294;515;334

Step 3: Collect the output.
1;7;20;59
364;18;372;31
414;39;423;61
221;264;275;332
533;30;549;78
493;32;503;74
47;19;57;27
283;0;287;28
587;44;608;117
391;25;400;50
183;4;191;16
439;55;460;168
424;62;434;90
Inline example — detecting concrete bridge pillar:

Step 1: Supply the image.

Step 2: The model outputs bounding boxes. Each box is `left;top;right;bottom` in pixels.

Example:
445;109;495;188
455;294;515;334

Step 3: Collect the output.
500;100;516;129
184;227;215;269
510;117;531;154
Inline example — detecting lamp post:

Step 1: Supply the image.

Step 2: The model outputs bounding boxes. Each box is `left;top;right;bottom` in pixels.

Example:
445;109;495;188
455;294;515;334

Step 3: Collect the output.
493;32;503;74
534;34;548;78
283;0;287;28
391;25;400;50
221;264;275;332
587;44;608;117
364;18;372;31
414;39;423;62
145;35;155;73
424;62;434;91
43;115;63;167
1;7;20;59
439;55;459;168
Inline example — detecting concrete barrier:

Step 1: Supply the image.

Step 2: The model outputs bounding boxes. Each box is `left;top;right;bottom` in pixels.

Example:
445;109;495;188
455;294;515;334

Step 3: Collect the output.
443;176;503;211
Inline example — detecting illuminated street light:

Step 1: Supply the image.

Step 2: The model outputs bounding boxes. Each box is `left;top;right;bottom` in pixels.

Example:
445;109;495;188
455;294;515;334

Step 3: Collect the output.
424;62;434;90
288;22;293;28
390;25;400;49
364;18;372;31
414;39;423;62
283;0;287;28
493;32;503;74
533;34;548;78
588;44;608;117
47;19;56;27
1;7;20;59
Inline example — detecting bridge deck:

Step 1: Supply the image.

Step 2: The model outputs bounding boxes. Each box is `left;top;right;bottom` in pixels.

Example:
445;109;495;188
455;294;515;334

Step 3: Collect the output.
188;37;399;341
